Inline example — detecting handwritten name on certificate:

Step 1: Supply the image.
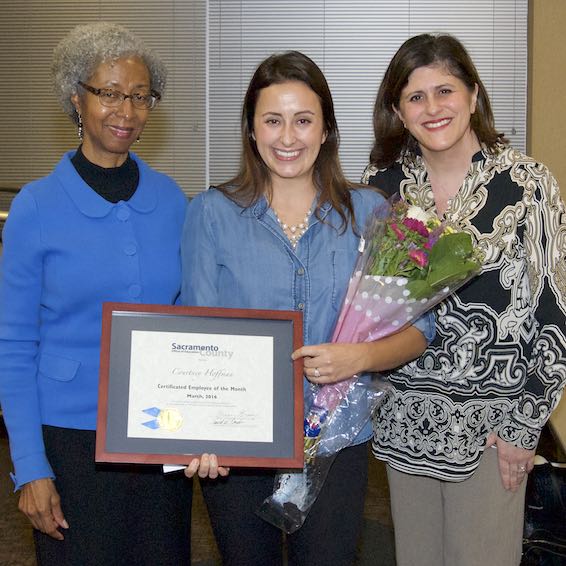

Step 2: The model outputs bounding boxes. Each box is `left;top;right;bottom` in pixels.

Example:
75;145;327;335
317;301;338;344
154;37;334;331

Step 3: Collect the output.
127;330;274;443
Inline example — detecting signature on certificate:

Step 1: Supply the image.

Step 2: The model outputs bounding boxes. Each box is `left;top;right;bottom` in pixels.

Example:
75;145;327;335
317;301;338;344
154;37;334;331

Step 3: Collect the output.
213;409;258;426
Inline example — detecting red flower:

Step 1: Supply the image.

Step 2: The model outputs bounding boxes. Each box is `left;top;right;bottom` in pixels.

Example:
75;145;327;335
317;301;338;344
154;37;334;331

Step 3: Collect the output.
408;248;428;268
390;222;406;241
403;217;429;238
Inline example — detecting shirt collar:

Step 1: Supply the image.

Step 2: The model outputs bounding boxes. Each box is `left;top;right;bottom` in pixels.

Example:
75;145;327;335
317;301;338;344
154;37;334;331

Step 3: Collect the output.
401;145;492;170
249;193;333;220
57;150;157;218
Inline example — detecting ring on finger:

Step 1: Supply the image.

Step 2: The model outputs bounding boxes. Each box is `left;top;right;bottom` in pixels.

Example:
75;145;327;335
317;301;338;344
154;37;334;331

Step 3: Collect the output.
314;368;320;378
518;465;526;473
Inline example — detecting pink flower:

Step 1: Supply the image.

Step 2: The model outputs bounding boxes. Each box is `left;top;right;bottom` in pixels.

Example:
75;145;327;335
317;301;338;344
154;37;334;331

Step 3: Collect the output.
390;222;406;241
408;248;428;268
403;217;429;238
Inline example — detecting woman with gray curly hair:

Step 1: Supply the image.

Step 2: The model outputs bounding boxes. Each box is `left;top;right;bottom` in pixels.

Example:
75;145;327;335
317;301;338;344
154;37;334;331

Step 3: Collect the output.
0;22;192;565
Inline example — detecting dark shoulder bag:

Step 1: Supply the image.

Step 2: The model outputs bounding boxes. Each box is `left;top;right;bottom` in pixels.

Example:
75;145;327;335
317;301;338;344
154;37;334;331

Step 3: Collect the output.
522;456;566;566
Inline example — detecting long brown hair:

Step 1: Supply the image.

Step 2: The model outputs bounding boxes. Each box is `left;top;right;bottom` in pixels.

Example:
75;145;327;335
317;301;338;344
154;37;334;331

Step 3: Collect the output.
219;50;357;231
369;33;507;169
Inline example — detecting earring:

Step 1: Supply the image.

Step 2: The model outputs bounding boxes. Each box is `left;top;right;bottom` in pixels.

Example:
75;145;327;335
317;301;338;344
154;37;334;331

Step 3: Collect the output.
136;135;141;143
77;112;83;140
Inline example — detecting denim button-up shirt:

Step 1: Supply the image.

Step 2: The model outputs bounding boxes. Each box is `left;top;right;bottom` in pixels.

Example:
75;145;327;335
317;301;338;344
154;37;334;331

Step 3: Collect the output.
181;186;434;444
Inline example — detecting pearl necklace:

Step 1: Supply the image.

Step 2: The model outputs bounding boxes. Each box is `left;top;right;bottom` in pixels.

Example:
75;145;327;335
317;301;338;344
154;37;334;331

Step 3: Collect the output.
272;207;312;249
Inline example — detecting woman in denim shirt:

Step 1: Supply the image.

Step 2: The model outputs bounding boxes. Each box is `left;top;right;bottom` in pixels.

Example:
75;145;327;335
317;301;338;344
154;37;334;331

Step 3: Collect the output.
181;51;433;566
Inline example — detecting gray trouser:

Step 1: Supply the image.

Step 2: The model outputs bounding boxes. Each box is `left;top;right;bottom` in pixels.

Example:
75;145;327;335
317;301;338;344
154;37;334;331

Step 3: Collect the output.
387;446;526;566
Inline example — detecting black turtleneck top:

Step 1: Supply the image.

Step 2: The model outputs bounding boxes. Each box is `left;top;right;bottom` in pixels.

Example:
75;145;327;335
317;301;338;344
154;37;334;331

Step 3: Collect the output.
71;146;139;203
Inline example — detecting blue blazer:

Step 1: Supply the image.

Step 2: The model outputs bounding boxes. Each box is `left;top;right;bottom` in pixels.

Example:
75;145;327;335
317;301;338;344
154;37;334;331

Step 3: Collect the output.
0;151;187;489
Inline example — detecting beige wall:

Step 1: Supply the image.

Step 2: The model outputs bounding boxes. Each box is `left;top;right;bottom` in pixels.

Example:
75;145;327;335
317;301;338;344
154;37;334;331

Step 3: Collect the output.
530;0;566;448
529;0;566;198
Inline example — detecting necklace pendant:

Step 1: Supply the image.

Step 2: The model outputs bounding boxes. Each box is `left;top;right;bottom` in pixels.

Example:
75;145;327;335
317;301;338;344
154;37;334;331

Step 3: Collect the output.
272;204;313;251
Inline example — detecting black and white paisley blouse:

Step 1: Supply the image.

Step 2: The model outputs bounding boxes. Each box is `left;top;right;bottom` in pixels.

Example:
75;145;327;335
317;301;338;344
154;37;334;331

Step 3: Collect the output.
362;145;566;481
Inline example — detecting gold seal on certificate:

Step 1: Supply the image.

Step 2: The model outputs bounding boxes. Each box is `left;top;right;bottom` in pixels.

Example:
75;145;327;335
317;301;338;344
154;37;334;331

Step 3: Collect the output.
157;408;183;432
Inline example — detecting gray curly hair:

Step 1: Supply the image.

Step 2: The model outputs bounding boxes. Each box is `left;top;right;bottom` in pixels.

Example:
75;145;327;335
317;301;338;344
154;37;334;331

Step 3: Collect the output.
52;22;167;124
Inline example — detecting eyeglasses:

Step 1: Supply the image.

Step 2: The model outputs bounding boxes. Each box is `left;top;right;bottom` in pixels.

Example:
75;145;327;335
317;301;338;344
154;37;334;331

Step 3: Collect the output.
78;81;161;110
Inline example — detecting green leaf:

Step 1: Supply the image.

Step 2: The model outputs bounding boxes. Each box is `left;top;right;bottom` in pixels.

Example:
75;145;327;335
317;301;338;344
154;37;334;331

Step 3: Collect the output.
406;279;434;300
426;233;481;290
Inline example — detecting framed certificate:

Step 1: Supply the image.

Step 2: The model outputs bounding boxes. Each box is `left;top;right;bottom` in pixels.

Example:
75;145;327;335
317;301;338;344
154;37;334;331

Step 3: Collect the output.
96;303;304;468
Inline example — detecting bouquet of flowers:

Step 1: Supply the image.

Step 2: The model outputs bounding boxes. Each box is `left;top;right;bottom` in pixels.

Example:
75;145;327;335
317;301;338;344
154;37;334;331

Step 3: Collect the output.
258;195;484;533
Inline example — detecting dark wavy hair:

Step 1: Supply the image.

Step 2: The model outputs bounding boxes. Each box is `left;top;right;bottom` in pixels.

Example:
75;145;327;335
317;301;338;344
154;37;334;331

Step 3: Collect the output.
369;33;507;168
218;50;357;232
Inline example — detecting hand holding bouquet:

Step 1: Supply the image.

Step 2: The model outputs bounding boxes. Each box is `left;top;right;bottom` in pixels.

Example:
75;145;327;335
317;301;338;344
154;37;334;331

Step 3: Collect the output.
259;195;483;533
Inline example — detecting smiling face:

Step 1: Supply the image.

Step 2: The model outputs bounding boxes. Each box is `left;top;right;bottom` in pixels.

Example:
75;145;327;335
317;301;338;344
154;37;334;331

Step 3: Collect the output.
71;56;151;167
394;64;480;160
252;80;327;190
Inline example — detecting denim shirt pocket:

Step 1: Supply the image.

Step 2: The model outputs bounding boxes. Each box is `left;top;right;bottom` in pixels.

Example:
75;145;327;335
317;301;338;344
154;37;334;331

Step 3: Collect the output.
38;352;81;382
330;249;352;311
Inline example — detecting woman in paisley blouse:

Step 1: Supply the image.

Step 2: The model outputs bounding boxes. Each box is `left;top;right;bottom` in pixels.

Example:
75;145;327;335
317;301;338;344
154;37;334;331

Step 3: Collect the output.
362;33;566;566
